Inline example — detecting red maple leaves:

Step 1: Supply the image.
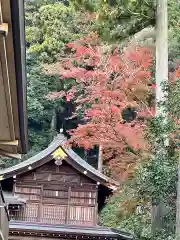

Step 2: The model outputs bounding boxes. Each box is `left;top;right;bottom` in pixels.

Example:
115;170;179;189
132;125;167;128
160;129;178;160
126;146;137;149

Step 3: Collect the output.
48;34;156;179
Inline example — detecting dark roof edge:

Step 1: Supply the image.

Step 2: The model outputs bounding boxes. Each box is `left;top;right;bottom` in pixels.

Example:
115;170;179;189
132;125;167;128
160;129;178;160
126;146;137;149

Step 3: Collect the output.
0;135;119;188
9;221;133;239
0;138;62;179
111;228;134;240
10;0;28;154
61;141;119;187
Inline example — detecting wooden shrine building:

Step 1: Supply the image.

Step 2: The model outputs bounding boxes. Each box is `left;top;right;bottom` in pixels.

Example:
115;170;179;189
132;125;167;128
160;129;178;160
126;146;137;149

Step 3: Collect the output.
0;135;133;240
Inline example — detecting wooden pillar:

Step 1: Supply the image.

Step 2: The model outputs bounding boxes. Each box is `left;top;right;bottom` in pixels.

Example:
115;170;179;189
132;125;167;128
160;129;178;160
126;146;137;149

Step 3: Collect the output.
98;145;103;172
66;186;71;224
152;0;168;234
155;0;168;116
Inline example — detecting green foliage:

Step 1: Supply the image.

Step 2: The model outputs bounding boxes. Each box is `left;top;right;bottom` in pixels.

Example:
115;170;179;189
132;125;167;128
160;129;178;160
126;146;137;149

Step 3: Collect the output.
97;0;155;41
168;0;180;29
26;53;61;150
26;1;94;62
100;79;180;239
100;151;177;239
169;79;180;118
71;0;97;12
71;0;155;41
0;156;17;169
169;0;180;60
169;79;180;148
71;0;179;42
165;3;180;65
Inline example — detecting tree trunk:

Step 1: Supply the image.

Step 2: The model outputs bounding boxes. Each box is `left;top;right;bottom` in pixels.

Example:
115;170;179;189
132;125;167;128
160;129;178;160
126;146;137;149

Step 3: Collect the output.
98;145;103;172
152;0;168;234
176;155;180;239
50;108;57;141
156;0;168;116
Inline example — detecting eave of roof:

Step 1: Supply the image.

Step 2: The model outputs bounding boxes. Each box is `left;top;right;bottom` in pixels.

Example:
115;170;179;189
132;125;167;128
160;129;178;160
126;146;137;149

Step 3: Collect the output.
62;140;119;188
0;134;119;189
9;221;133;240
0;0;28;156
10;0;28;154
3;191;26;205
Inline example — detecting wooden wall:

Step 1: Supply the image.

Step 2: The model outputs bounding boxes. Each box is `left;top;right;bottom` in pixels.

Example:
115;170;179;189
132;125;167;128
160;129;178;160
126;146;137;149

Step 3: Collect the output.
10;160;98;226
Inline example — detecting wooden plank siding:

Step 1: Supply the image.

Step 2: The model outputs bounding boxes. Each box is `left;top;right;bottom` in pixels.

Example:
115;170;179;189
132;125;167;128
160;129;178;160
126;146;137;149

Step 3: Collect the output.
10;161;98;226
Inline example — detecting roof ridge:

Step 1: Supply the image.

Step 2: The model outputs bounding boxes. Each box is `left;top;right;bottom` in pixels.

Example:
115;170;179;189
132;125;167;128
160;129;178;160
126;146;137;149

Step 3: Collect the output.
0;134;119;188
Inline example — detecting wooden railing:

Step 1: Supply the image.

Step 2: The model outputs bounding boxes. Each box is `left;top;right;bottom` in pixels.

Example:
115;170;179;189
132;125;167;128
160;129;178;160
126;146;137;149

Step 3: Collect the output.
9;203;96;226
10;184;97;226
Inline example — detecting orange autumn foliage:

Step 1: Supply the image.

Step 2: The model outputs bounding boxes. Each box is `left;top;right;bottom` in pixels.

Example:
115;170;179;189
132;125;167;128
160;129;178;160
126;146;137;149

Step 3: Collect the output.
48;34;155;179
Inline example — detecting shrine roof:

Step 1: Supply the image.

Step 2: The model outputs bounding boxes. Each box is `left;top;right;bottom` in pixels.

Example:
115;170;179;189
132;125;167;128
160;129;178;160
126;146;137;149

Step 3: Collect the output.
9;221;133;240
0;134;119;189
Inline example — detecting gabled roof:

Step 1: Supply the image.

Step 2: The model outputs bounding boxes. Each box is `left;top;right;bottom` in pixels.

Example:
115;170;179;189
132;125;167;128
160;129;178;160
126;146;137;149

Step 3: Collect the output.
0;134;119;189
0;0;28;157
